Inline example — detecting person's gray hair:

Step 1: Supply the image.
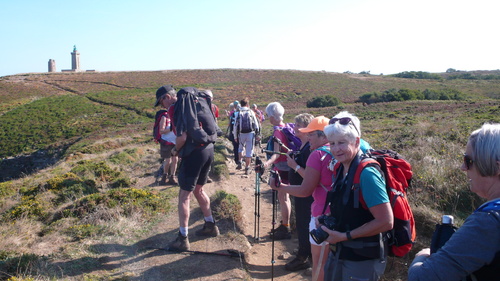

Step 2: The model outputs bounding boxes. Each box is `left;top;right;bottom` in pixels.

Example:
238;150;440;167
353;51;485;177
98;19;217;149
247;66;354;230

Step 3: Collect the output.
324;111;361;145
468;123;500;177
265;102;284;121
294;113;314;128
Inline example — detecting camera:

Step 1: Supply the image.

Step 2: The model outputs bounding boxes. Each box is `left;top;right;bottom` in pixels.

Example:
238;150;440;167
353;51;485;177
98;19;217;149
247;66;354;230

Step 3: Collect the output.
309;215;337;244
269;170;281;188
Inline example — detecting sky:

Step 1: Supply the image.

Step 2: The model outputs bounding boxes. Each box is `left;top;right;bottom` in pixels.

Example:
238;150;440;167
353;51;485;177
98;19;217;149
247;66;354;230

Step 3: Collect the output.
1;0;499;77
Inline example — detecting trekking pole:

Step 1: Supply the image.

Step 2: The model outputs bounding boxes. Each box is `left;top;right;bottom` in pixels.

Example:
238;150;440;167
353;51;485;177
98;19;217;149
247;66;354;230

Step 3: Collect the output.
269;170;281;281
254;156;263;242
273;136;291;152
262;149;288;156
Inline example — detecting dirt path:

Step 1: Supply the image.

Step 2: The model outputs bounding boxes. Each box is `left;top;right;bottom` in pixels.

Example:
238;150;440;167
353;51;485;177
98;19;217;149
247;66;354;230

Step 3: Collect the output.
108;152;311;281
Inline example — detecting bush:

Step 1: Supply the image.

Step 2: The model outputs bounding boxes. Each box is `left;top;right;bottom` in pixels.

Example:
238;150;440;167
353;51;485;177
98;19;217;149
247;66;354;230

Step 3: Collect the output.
307;95;340;108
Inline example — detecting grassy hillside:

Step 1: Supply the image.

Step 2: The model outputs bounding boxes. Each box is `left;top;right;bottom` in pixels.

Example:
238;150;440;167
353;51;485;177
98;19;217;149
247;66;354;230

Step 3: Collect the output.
0;69;499;280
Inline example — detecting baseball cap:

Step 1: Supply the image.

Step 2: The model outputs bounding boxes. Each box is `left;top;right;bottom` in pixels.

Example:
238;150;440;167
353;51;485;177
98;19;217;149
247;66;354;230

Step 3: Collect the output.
298;116;330;133
154;85;175;107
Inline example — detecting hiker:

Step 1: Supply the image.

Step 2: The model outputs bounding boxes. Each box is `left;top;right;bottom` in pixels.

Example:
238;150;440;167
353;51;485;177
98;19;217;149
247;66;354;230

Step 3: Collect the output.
321;111;393;281
252;103;265;123
408;123;500;281
153;85;178;185
167;87;221;252
204;89;219;122
263;102;293;240
284;113;315;272
270;116;332;280
233;97;260;175
227;101;242;169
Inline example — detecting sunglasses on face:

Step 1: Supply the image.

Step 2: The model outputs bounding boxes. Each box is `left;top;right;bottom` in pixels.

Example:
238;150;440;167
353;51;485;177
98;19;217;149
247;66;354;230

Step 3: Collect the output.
463;153;474;170
329;117;360;136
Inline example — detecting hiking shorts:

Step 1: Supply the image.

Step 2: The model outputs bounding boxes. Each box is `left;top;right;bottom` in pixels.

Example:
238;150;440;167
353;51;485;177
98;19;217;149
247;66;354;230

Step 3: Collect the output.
238;132;255;158
160;143;175;158
177;144;214;191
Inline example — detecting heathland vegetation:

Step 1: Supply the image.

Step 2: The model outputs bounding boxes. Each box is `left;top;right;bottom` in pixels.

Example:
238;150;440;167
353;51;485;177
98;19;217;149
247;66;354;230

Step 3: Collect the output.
0;69;499;280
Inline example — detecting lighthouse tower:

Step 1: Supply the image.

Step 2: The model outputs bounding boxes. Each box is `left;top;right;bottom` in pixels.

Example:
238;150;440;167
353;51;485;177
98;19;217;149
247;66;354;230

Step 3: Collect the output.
71;45;80;71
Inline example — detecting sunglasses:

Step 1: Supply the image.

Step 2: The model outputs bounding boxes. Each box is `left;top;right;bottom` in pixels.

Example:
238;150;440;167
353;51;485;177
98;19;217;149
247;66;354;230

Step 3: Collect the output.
463;153;474;170
329;117;360;136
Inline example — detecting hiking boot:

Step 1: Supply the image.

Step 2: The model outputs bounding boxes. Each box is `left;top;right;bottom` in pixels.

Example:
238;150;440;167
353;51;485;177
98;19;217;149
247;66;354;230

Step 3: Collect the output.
285;256;311;272
271;224;291;240
236;164;242;170
159;174;168;185
245;167;250;175
206;177;213;183
168;175;177;185
195;221;220;237
168;232;190;251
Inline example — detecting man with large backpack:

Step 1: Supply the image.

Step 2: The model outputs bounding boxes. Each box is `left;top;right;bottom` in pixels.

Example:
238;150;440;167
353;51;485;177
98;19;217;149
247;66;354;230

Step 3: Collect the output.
233;97;260;175
167;87;222;252
153;85;178;185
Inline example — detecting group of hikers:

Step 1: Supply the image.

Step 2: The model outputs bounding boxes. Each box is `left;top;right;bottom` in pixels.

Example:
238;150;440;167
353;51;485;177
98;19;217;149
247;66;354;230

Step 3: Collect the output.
153;84;500;281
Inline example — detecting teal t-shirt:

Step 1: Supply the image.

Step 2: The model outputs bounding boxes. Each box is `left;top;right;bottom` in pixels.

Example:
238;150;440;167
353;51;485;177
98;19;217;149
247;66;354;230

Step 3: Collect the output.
359;166;389;208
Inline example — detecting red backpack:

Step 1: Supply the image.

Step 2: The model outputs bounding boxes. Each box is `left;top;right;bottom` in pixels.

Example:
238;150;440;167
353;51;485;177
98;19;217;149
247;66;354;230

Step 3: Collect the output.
353;150;415;257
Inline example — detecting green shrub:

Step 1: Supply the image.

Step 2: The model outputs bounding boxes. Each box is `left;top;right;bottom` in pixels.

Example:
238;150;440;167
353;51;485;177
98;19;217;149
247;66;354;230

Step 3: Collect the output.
3;197;48;221
71;160;121;182
0;181;16;198
65;224;104;241
306;95;340;108
211;190;242;222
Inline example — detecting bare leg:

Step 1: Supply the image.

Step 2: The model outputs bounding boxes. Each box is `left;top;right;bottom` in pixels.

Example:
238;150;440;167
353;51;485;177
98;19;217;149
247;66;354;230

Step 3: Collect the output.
169;155;178;176
278;190;291;225
178;189;192;228
193;184;212;217
311;243;329;281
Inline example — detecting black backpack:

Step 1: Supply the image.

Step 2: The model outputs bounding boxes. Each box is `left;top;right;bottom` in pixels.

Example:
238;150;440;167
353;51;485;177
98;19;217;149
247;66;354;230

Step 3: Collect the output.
173;87;221;156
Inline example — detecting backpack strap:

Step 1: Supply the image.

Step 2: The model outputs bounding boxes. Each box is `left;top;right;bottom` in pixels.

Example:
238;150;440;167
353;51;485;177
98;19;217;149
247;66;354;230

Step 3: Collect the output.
352;157;380;209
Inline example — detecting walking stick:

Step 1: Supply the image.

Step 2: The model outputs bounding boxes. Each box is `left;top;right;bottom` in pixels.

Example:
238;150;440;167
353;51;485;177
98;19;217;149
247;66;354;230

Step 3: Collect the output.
253;156;264;242
269;170;281;281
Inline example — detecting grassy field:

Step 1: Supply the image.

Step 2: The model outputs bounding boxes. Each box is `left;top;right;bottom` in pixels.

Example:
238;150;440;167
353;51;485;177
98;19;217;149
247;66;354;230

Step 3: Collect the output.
0;69;499;280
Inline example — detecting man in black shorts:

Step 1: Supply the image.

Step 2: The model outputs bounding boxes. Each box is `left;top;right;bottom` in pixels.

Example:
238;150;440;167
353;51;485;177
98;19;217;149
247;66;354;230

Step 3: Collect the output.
167;87;220;251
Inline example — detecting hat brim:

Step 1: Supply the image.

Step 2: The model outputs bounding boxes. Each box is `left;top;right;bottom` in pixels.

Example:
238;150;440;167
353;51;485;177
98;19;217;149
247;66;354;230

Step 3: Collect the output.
298;127;315;133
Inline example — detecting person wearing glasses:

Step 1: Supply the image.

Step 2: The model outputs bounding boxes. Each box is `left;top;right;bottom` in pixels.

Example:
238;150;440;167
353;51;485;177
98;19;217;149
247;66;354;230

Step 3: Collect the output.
408;123;500;281
321;111;393;281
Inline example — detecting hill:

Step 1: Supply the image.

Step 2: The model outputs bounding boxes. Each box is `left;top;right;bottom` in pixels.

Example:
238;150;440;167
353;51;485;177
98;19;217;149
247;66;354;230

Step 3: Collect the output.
0;69;499;280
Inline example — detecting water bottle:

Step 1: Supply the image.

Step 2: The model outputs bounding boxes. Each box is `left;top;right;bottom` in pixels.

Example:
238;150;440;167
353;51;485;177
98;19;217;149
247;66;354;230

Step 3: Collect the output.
430;215;457;254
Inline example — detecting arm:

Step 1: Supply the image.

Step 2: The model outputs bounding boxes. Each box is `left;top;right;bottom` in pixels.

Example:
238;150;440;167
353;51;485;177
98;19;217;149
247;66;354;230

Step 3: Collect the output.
323;202;393;244
159;116;172;135
286;154;305;178
271;165;320;197
409;212;500;281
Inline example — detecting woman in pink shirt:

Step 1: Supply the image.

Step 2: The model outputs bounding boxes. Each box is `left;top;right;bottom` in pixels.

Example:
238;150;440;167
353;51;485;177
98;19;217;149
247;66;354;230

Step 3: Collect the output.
270;116;334;281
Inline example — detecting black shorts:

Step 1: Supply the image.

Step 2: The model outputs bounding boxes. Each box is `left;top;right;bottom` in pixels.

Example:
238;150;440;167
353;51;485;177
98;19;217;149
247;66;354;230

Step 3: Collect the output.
160;143;175;158
178;144;214;191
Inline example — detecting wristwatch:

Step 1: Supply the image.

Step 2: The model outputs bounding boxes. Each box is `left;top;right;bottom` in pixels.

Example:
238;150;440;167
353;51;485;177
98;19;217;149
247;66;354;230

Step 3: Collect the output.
295;165;301;172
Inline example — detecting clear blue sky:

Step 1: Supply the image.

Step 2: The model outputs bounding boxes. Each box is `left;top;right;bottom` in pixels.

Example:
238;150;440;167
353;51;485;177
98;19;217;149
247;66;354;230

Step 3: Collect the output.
1;0;499;77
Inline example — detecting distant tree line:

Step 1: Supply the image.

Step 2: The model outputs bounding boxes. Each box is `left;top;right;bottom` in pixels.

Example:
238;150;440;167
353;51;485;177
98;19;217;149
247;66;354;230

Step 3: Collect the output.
307;95;340;108
391;71;442;80
358;88;466;104
392;70;500;81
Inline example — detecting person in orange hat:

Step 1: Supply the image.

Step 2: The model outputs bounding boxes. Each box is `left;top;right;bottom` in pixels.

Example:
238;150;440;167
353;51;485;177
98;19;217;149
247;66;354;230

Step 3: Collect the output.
270;115;334;281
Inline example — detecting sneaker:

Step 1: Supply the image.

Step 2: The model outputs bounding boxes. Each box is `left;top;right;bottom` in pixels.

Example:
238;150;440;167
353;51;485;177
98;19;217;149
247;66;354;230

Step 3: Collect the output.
285;256;311;272
271;224;291;240
236;164;242;170
168;232;190;251
159;174;168;185
195;221;220;237
206;177;213;183
168;175;177;185
244;167;249;175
